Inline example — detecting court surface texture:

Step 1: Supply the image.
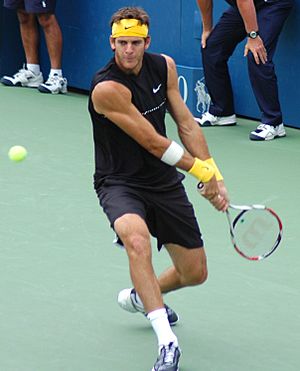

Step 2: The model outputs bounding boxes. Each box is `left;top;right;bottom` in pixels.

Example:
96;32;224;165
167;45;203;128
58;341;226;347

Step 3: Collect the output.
1;84;300;371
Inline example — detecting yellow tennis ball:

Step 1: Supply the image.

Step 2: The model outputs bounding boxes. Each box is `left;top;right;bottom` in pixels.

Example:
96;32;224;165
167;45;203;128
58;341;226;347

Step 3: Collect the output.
8;145;28;162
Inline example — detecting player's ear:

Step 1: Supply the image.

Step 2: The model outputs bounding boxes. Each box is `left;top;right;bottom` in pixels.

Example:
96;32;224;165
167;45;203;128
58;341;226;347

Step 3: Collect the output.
144;36;151;50
110;36;116;51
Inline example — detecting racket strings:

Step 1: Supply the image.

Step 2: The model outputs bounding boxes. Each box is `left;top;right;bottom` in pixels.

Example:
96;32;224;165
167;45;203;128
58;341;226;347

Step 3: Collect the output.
230;208;281;260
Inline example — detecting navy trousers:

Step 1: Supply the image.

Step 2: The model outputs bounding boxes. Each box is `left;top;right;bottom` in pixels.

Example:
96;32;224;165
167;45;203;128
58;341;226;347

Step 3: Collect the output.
202;0;293;126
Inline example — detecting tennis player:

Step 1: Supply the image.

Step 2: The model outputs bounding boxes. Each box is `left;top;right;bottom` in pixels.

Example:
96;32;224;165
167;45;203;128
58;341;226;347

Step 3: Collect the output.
88;6;229;371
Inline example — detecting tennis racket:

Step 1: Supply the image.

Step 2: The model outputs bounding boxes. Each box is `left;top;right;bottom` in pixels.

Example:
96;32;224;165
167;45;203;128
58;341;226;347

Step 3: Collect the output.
197;183;283;261
225;203;283;261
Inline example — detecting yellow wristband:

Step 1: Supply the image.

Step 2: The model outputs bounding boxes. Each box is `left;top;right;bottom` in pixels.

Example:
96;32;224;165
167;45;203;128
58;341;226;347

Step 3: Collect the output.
205;157;224;181
188;158;215;183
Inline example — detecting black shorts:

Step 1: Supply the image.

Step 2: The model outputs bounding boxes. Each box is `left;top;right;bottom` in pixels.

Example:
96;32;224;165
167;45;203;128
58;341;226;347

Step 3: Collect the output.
96;183;204;251
4;0;56;13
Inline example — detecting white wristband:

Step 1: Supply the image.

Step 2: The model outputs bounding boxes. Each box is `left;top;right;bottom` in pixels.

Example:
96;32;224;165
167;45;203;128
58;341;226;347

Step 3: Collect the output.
161;140;184;166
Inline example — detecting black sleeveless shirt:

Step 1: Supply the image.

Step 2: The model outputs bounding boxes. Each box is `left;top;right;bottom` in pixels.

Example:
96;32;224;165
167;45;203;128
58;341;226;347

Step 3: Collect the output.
88;52;184;191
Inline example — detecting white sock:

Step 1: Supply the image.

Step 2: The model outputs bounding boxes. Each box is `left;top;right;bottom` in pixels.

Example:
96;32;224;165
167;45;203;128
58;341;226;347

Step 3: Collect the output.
26;64;40;75
49;69;62;78
147;308;178;347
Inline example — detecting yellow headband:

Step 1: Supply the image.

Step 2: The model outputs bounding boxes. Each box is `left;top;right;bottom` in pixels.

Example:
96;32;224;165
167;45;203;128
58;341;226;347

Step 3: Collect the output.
111;18;149;38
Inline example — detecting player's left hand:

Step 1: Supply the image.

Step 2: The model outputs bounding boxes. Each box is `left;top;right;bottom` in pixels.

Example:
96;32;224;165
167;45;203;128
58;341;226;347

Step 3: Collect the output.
244;36;267;64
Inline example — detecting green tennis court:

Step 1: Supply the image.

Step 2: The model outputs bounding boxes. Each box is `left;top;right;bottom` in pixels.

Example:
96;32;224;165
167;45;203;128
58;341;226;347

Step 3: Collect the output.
1;85;299;371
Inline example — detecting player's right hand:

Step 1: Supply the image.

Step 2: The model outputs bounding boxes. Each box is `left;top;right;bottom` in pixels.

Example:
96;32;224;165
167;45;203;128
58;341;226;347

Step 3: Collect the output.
198;179;228;212
201;30;212;48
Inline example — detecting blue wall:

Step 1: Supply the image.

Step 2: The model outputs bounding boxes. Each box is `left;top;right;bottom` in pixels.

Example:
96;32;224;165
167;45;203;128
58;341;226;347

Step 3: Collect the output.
1;0;299;128
0;6;24;76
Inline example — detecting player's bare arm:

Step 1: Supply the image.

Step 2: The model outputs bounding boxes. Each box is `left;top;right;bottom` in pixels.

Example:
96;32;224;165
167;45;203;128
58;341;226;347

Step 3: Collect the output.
236;0;267;64
163;55;211;160
163;54;228;210
92;80;196;172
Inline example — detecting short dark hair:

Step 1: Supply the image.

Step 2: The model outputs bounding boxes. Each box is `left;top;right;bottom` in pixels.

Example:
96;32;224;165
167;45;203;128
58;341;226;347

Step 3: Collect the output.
110;7;150;28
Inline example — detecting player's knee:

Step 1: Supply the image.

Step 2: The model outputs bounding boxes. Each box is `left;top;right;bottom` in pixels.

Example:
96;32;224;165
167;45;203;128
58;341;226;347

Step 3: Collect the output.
183;265;208;286
126;234;151;259
193;267;208;285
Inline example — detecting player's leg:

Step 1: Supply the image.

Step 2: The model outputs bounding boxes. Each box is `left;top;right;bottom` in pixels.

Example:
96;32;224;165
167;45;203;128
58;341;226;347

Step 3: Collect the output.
106;185;179;325
196;6;246;126
114;213;181;370
114;213;164;313
248;2;293;141
159;243;207;293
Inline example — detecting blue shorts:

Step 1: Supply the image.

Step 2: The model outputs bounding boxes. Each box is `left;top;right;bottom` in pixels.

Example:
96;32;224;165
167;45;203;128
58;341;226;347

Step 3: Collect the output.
4;0;56;13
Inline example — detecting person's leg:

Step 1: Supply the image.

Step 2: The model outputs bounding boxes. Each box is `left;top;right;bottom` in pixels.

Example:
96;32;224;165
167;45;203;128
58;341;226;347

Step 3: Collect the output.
114;213;180;366
36;13;67;94
248;2;293;140
114;213;164;313
17;9;39;64
37;13;62;70
158;243;207;293
0;6;43;87
202;6;246;117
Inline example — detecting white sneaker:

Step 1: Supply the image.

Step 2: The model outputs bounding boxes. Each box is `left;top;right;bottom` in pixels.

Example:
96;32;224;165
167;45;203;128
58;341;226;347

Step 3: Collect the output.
249;123;286;141
118;288;179;325
38;74;68;94
118;288;145;313
195;112;236;127
152;342;181;371
0;65;43;88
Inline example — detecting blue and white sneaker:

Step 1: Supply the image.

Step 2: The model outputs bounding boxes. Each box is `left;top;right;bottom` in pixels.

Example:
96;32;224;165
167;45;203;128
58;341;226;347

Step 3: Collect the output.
152;342;181;371
195;112;236;127
249;123;286;141
38;74;67;94
117;288;179;326
0;65;43;88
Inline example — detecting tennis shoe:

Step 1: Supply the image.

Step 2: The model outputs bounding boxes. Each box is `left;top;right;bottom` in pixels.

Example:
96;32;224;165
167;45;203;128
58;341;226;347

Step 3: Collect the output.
249;123;286;141
38;74;67;94
118;288;179;326
195;112;236;127
0;65;43;88
152;342;181;371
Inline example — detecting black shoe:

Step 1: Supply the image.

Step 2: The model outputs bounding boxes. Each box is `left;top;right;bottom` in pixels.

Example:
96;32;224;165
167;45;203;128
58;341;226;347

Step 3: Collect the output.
165;304;179;326
152;342;181;371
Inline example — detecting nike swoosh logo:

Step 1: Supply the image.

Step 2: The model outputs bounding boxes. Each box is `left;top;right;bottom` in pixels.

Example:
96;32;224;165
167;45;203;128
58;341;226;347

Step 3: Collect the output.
153;84;162;94
124;26;134;30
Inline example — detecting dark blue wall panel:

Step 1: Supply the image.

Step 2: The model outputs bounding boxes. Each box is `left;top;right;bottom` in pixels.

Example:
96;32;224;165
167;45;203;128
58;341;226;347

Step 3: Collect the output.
50;0;183;90
0;7;24;76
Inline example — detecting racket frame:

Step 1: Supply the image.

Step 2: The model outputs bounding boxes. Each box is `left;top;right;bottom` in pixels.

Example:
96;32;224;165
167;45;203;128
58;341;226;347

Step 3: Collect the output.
226;204;283;261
